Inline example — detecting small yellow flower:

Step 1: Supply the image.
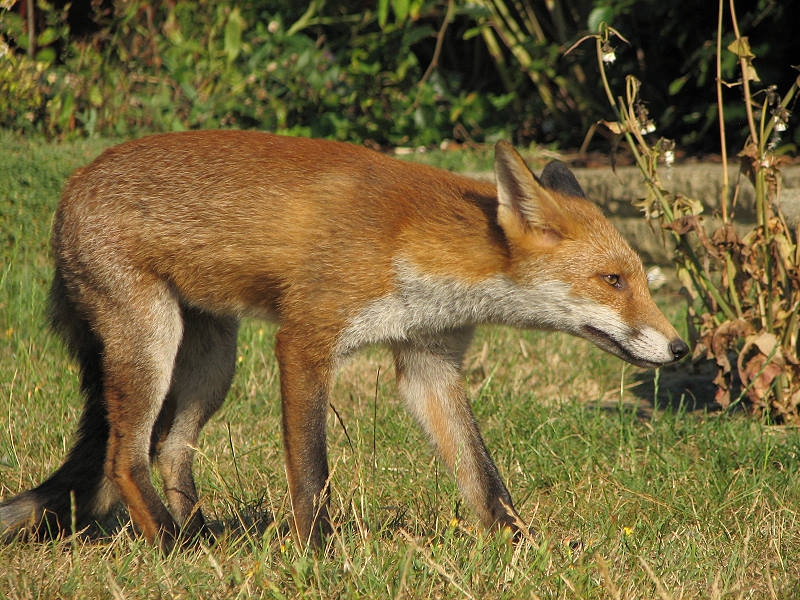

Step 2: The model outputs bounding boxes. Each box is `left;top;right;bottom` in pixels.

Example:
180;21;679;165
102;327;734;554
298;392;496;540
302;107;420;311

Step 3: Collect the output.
623;525;634;537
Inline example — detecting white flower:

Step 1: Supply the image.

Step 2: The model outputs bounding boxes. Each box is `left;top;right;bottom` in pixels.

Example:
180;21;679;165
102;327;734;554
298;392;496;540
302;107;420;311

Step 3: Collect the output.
601;41;616;64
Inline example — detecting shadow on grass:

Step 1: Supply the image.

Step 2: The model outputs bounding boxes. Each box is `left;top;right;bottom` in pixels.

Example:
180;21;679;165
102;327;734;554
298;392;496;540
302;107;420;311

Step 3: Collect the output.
628;357;744;415
1;502;284;548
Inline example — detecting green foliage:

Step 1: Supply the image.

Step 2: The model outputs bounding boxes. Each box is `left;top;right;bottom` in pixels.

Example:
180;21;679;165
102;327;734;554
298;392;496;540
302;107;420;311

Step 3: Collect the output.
578;0;798;151
0;0;515;144
2;1;795;149
0;45;45;130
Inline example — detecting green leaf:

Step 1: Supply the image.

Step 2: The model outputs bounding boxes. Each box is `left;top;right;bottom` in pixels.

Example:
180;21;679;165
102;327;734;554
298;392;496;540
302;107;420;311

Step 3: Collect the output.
1;12;26;40
36;27;60;48
224;7;245;63
462;25;484;41
489;93;515;110
56;92;75;129
378;0;389;29
394;0;409;24
588;6;615;33
88;85;103;108
668;75;688;96
34;47;56;64
408;0;424;20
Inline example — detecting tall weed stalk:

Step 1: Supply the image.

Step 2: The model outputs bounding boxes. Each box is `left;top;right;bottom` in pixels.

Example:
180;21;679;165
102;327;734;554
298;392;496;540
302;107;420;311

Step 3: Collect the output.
573;1;799;421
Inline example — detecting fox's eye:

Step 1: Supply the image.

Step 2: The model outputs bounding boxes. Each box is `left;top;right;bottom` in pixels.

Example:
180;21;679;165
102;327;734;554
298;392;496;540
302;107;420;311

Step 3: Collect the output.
602;274;622;289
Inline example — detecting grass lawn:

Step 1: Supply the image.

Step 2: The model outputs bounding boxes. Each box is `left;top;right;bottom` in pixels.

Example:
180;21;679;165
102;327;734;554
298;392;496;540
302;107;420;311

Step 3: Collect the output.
1;131;799;598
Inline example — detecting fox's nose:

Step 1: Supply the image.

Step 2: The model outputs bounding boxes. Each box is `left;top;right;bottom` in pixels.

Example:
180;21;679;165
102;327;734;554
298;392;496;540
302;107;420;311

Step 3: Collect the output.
669;338;690;361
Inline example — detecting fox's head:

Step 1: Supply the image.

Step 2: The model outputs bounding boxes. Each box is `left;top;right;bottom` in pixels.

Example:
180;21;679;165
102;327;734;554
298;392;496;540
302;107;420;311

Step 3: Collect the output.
494;141;688;368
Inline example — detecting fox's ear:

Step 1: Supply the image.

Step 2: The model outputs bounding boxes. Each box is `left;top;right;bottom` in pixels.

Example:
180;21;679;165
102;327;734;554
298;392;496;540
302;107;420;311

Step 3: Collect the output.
494;141;564;244
540;160;585;198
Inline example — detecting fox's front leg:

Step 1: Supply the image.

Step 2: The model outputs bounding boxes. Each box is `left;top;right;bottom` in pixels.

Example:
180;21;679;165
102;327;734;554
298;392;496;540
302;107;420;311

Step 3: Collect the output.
393;329;521;534
275;328;333;547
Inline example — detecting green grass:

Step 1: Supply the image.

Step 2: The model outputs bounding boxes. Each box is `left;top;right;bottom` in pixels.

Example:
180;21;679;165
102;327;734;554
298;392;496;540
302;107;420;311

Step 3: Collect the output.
1;132;799;598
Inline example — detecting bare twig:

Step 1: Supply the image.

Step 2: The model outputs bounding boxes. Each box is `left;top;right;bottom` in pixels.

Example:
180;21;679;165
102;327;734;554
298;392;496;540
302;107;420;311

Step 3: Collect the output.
728;0;759;146
413;0;455;109
716;0;730;223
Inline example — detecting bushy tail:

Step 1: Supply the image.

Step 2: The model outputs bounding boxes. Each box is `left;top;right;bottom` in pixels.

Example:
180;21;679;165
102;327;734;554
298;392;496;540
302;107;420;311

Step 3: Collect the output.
0;268;117;540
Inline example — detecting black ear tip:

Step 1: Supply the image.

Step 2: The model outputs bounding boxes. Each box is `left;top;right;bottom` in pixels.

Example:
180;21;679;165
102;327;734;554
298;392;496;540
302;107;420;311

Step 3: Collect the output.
539;161;586;198
541;159;568;171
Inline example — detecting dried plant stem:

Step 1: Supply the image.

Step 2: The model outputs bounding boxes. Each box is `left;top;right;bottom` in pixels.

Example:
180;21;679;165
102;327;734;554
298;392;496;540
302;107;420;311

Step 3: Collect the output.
728;0;758;147
716;0;729;224
595;36;617;109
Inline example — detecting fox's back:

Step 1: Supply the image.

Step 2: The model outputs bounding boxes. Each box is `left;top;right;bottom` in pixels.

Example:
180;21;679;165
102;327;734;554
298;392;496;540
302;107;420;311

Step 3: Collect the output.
53;131;502;321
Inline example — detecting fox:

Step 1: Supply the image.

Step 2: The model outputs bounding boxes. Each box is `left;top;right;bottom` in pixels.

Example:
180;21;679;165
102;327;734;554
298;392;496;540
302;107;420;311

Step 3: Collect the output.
0;131;688;549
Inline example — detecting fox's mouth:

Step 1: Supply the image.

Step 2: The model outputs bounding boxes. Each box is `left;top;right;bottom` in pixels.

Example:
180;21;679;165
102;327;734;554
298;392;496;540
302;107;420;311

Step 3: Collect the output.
581;325;666;368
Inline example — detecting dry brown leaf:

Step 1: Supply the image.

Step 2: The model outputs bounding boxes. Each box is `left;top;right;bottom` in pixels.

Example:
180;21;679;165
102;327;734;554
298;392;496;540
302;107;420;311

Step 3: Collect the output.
738;332;785;407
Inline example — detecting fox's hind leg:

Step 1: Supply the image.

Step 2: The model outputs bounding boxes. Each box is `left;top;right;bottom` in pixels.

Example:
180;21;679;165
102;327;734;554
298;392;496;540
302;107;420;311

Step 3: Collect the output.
151;307;239;538
88;278;185;548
